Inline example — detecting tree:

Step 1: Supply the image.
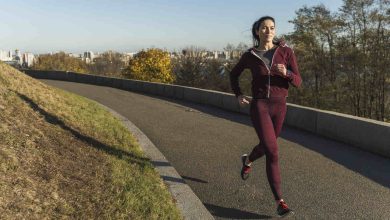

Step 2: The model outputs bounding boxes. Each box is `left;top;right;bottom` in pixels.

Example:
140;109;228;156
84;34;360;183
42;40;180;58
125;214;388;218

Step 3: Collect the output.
173;47;206;87
286;0;390;121
236;42;249;52
32;52;88;73
123;48;175;83
338;0;390;120
172;45;234;91
202;59;231;92
288;4;342;108
224;43;235;52
88;51;126;77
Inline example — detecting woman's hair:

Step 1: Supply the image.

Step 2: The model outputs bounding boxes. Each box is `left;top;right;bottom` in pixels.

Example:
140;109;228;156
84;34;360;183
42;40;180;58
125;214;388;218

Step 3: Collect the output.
252;16;277;47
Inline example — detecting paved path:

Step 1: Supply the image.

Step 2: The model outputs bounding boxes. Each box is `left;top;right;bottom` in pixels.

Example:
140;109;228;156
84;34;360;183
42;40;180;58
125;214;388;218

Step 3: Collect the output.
42;80;390;219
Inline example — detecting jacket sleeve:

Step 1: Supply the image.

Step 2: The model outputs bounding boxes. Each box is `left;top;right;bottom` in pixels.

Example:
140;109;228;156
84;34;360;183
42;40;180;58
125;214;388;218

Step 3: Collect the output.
229;52;247;97
285;49;302;88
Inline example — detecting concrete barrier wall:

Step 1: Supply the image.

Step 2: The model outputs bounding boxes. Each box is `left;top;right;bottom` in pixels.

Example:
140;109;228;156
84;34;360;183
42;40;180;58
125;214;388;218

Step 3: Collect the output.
23;70;390;158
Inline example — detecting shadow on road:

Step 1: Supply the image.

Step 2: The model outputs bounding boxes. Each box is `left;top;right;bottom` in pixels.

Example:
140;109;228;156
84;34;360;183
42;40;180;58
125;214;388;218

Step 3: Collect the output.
141;92;390;189
181;175;209;183
280;126;390;188
204;203;273;219
151;160;172;167
150;161;209;184
161;175;186;184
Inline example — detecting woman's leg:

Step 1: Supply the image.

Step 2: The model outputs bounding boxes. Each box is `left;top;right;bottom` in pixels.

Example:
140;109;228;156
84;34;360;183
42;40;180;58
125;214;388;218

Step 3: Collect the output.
248;99;286;163
249;99;284;201
248;100;266;162
268;99;287;201
270;98;287;137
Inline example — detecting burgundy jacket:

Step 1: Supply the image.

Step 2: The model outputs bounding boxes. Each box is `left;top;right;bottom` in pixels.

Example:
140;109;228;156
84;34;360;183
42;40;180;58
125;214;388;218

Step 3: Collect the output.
230;41;302;99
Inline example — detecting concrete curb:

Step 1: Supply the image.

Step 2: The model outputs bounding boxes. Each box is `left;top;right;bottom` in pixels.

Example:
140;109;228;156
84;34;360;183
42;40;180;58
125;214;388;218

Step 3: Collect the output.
97;103;214;220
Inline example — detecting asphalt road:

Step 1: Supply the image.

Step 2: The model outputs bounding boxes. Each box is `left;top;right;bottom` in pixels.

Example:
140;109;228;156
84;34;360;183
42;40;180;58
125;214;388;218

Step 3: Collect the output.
41;80;390;220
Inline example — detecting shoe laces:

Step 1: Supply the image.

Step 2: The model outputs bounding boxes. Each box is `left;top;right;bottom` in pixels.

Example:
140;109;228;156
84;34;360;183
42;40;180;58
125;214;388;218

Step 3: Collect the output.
279;201;289;210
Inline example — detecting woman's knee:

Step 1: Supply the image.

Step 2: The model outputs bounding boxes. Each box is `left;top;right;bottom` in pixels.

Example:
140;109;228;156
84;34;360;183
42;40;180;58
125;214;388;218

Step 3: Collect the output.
265;148;279;162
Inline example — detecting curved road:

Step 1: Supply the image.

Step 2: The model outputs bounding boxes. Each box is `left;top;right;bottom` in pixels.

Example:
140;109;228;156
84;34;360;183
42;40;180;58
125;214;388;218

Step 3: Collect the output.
42;80;390;219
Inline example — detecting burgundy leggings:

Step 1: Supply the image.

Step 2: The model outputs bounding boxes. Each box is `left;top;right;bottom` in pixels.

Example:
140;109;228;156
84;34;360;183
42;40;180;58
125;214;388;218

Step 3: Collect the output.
248;97;287;201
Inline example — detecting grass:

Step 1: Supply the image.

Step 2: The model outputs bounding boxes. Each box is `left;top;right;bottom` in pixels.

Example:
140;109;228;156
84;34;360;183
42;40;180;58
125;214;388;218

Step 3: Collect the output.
0;62;182;219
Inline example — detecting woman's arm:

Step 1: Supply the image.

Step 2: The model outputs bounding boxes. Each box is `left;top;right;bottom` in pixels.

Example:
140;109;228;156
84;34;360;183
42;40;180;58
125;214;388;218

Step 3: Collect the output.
229;52;248;97
285;49;302;88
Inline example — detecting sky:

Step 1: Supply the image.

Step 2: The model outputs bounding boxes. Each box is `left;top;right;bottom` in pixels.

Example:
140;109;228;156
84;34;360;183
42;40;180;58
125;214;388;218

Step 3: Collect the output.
0;0;344;54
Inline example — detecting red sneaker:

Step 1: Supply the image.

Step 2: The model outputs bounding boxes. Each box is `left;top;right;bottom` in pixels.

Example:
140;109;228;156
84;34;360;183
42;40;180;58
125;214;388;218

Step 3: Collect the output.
241;154;251;180
277;200;294;218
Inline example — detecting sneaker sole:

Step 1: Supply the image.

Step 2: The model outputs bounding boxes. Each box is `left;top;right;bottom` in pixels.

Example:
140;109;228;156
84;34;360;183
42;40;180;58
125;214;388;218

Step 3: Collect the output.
278;210;294;218
241;154;249;180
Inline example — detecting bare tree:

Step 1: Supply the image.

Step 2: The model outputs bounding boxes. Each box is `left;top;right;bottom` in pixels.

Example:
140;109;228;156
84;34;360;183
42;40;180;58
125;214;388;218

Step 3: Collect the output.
286;0;389;121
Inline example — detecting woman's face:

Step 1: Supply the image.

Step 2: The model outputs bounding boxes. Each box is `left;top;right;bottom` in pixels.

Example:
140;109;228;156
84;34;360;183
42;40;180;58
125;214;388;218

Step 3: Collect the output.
256;19;275;44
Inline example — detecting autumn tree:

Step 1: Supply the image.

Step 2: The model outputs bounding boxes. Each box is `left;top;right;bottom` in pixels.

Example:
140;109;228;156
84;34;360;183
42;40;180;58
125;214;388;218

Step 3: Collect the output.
32;52;88;73
123;48;174;83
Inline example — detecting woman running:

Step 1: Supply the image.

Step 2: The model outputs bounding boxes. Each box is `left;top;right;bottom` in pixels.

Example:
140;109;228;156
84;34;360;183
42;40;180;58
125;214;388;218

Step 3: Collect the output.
229;16;302;217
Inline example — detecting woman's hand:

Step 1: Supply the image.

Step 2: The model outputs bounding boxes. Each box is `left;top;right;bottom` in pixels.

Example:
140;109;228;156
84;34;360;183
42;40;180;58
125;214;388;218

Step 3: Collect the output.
237;95;250;105
274;64;287;77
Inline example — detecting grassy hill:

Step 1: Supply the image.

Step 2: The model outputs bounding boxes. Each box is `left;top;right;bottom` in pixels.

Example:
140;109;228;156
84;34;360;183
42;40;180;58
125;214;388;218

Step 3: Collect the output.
0;62;182;219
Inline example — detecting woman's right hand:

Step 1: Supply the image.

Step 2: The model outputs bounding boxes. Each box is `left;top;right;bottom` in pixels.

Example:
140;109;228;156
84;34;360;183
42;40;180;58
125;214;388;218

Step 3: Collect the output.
237;95;250;105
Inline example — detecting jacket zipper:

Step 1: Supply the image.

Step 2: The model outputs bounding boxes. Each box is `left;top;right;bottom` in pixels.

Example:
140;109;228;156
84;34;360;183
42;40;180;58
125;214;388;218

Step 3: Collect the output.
250;47;279;98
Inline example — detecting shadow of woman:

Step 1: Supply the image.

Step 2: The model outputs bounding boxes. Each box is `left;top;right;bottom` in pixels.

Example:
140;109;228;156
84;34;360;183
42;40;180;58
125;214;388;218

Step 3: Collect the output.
204;203;272;219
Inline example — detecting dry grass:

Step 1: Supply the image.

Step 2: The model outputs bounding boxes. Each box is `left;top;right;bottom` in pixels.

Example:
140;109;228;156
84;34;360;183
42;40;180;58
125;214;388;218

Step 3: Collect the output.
0;62;182;219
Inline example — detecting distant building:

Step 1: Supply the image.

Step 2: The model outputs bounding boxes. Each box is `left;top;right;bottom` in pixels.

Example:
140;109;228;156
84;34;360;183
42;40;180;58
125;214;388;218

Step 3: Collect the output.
178;49;242;60
69;53;82;59
14;49;22;65
213;51;218;59
231;50;242;59
15;49;21;58
84;51;94;59
123;52;137;63
0;50;12;61
83;51;94;64
125;52;137;58
169;51;180;58
22;53;35;67
218;51;227;60
93;52;102;60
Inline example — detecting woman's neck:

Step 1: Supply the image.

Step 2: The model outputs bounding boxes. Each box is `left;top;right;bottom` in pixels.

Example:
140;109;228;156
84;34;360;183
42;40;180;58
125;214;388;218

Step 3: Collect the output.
257;42;275;51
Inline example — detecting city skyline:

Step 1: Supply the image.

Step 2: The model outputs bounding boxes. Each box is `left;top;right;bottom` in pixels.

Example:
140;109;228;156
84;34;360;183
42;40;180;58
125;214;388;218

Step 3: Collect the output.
0;0;344;53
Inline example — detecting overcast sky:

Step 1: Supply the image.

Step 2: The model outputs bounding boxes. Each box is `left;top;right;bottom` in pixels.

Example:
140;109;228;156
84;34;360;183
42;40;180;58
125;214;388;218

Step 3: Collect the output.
0;0;344;53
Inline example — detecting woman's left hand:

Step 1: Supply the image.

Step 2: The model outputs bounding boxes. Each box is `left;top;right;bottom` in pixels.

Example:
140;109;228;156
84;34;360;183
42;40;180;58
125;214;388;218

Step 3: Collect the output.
275;64;287;76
